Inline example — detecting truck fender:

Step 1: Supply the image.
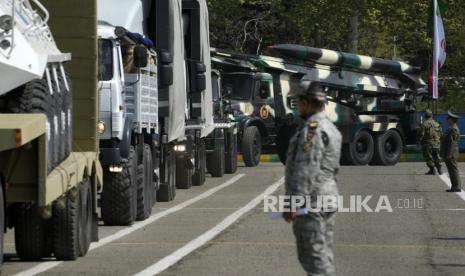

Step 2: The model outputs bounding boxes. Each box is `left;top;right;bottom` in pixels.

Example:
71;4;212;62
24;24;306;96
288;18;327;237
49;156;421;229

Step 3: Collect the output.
119;116;134;159
242;117;267;139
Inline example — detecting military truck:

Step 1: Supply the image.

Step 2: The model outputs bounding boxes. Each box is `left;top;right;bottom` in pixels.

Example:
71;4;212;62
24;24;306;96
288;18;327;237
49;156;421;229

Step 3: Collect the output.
212;45;426;166
95;0;236;226
0;0;102;263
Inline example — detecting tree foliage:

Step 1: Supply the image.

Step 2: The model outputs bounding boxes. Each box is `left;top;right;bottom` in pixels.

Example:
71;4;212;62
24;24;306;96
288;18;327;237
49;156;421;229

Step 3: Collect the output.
207;0;465;110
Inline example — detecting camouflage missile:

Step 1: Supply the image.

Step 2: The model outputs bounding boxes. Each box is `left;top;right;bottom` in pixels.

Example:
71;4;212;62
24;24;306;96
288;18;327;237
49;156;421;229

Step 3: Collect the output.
269;44;421;76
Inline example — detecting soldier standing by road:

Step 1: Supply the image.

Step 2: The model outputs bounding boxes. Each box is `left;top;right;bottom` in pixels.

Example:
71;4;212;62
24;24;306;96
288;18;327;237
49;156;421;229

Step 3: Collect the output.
442;111;462;192
283;82;342;276
418;110;442;175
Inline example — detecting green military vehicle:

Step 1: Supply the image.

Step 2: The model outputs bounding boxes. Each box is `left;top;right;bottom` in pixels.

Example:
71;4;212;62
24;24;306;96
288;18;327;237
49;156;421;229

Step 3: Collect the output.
212;44;426;166
0;0;102;263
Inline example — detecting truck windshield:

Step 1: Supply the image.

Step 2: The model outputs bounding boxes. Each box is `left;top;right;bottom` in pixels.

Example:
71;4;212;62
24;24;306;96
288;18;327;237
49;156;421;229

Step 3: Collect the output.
222;75;253;101
98;39;113;81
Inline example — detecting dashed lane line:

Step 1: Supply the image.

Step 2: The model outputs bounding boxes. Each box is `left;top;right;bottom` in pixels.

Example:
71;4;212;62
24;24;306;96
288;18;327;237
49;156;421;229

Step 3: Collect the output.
134;177;284;276
12;173;246;276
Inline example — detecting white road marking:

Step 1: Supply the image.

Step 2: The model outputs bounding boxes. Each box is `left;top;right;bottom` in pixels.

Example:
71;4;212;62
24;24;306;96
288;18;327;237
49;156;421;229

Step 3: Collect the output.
438;173;465;201
12;174;246;276
134;177;284;276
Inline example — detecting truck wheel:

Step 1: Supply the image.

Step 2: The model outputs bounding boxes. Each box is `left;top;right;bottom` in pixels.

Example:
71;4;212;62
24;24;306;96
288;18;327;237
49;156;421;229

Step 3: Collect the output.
136;144;153;221
0;185;3;265
207;137;225;177
78;178;92;256
176;155;193;189
342;130;374;166
14;204;48;261
53;188;79;261
157;150;176;202
193;141;206;186
7;79;57;172
242;126;261;167
372;130;403;166
277;123;298;165
225;132;238;174
101;147;137;225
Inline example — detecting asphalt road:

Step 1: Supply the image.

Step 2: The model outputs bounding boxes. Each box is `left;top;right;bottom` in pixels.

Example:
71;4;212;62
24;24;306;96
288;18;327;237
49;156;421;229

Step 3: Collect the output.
3;162;465;276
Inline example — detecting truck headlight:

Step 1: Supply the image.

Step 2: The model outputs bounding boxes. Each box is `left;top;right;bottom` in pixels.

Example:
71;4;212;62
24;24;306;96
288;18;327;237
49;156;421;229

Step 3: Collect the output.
174;144;186;152
97;121;105;134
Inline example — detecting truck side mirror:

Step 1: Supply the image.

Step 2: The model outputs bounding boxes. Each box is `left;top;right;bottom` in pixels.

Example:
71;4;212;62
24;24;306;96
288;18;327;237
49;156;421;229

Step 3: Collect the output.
158;49;173;88
133;45;148;68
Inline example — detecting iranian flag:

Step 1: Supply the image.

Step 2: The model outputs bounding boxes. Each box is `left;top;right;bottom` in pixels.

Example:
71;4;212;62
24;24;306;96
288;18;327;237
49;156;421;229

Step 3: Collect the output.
428;0;447;99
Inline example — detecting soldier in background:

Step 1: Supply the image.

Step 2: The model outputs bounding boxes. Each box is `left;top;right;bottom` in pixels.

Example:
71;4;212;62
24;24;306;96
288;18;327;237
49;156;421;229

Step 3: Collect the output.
442;111;462;192
283;82;342;276
418;110;442;175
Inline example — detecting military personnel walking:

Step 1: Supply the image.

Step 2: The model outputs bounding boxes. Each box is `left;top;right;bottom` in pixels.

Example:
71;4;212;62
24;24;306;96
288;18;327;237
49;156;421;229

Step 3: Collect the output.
418;110;442;175
442;111;462;192
283;82;342;276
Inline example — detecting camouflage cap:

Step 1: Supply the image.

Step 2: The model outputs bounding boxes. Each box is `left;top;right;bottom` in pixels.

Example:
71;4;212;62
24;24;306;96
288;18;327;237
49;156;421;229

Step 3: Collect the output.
425;109;433;118
295;81;327;101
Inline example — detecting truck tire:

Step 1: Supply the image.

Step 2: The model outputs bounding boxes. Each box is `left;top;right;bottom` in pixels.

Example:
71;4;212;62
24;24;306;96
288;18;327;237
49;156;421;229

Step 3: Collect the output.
225;132;238;174
0;185;3;265
207;138;225;177
192;141;206;186
53;188;79;261
157;150;176;202
78;178;92;256
101;147;137;226
176;155;193;189
14;204;49;261
136;144;153;221
7;79;57;172
372;130;403;166
342;130;374;166
242;126;261;167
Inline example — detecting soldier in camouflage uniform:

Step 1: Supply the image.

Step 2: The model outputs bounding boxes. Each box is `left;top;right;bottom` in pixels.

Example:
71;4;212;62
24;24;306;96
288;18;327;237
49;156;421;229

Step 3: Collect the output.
418;110;442;175
283;82;342;276
442;111;462;192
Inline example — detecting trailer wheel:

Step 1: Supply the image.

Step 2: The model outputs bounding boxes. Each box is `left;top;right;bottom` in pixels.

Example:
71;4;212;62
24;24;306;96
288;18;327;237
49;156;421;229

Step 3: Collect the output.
176;155;193;189
136;144;153;221
7;79;57;172
53;188;79;261
372;130;403;166
157;150;176;202
225;132;238;174
242;126;261;167
207;137;225;177
193;141;206;186
14;204;49;261
101;147;137;225
343;130;374;165
78;177;92;256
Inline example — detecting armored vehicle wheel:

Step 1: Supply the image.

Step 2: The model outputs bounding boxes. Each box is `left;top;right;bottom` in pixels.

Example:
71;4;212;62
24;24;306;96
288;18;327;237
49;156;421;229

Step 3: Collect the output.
136;144;153;221
372;130;403;166
101;147;137;226
225;132;238;174
207;137;225;177
15;204;49;261
193;141;206;186
53;188;79;261
242;126;261;167
157;150;176;202
343;130;374;165
78;178;92;256
176;155;193;189
7;79;57;172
